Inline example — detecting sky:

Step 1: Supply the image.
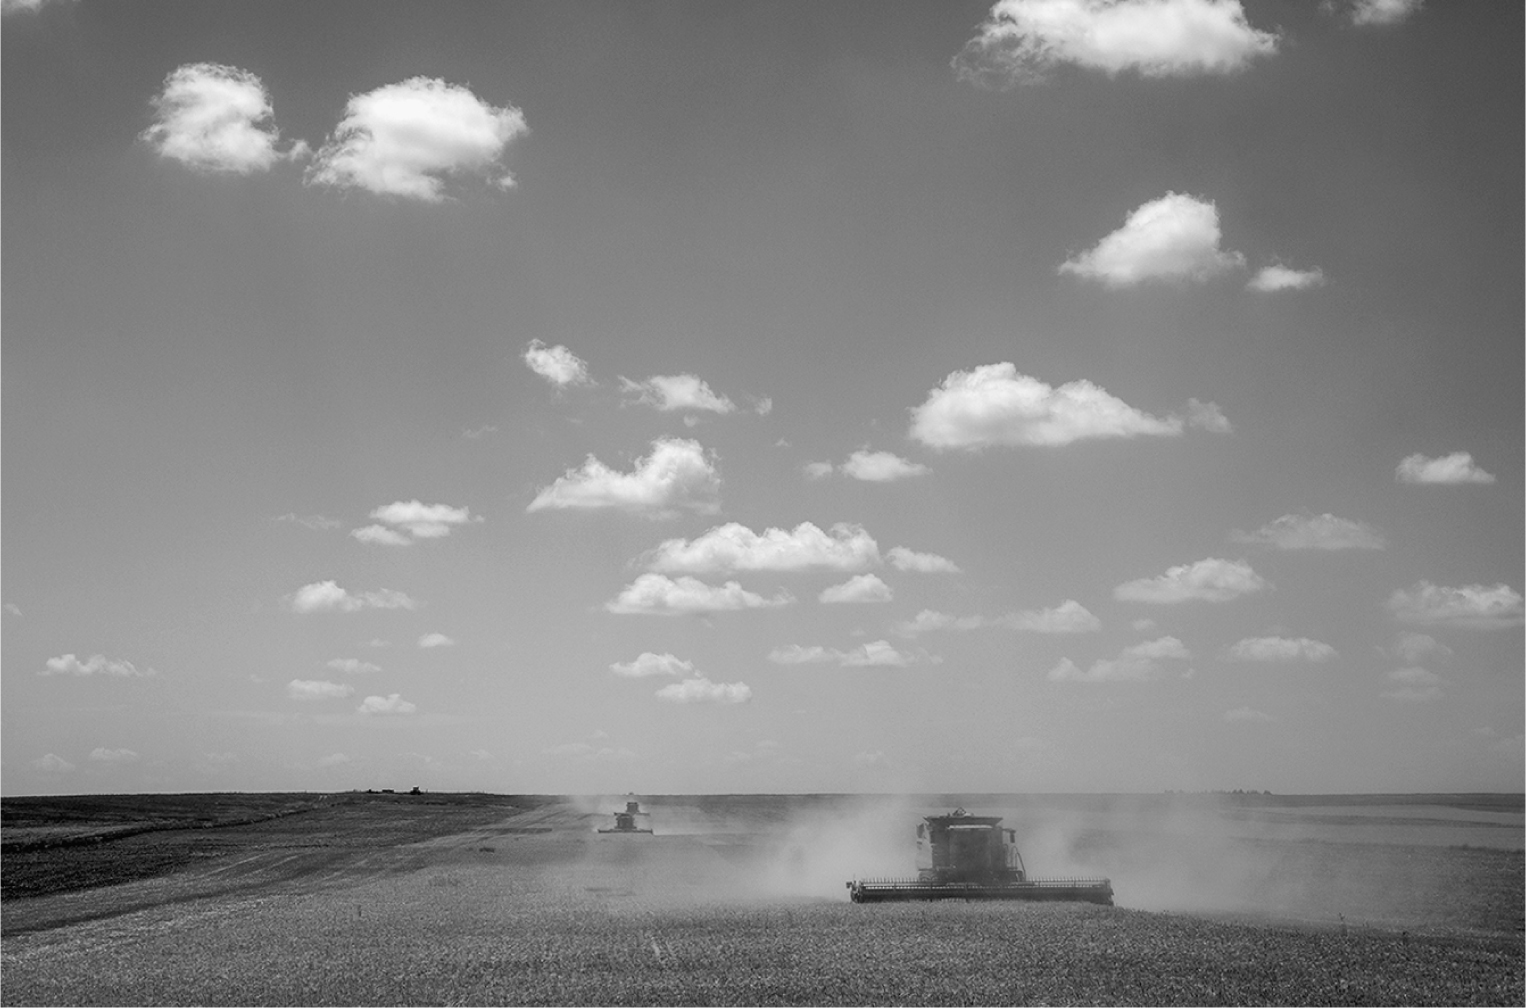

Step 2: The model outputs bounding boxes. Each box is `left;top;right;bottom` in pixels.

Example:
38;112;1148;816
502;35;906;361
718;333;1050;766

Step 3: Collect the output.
3;0;1521;797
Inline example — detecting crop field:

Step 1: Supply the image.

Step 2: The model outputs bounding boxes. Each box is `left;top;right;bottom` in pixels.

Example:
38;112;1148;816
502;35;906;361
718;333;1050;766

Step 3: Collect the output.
2;792;1521;1006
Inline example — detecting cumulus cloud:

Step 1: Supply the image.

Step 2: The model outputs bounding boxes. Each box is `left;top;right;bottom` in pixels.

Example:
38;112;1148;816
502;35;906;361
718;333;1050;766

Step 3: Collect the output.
1381;666;1444;701
1115;557;1267;603
284;581;417;614
358;693;418;715
1395;451;1495;485
418;633;455;648
606;574;792;615
1049;636;1191;682
528;438;720;518
41;653;155;677
88;747;140;763
326;658;381;675
523;340;592;388
1224;706;1275;723
886;546;961;573
909;363;1185;449
954;0;1277;87
1387;581;1523;630
841;450;930;482
610;652;695;678
288;679;355;700
1248;264;1326;291
351;525;412;546
142;63;308;174
307;77;526;201
1002;599;1101;633
645;521;879;573
1346;0;1422;27
32;753;74;773
655;677;753;704
892;610;987;636
621;374;737;414
820;574;893;604
353;501;479;545
1231;512;1386;550
1061;193;1245;286
769;640;919;667
1226;636;1337;662
1391;632;1452;665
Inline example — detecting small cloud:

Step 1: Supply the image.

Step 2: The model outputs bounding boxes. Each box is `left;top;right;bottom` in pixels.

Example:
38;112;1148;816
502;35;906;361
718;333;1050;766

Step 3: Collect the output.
803;461;835;480
462;425;499;440
3;0;73;14
351;525;412;546
852;750;889;769
655;677;753;704
353;501;479;545
284;580;417;614
886;546;961;573
274;513;343;530
317;752;352;767
358;693;418;715
88;747;140;763
1131;618;1157;632
528;438;720;518
840;450;929;482
542;742;636;761
1185;399;1232;434
523;340;593;388
1231;512;1386;551
621;374;737;414
1391;632;1452;665
610;652;694;678
1387;581;1523;630
892;610;986;637
819;574;893;604
1396;451;1495;485
4;602;20;616
1381;666;1445;701
288;679;356;700
417;633;455;648
1060;193;1245;287
367;638;390;648
32;753;74;773
1224;706;1275;723
1248;264;1326;291
1225;636;1337;662
606;574;793;615
326;658;381;675
1002;599;1101;634
142;63;308;174
645;522;879;573
753;397;773;416
307;77;527;201
769;640;919;667
953;0;1278;87
42;653;155;677
471;748;493;760
1049;636;1191;682
1115;557;1267;603
1345;0;1423;27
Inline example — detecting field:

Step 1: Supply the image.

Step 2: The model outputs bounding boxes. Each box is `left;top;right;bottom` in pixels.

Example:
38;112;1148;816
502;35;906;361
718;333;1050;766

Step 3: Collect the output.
2;792;1521;1006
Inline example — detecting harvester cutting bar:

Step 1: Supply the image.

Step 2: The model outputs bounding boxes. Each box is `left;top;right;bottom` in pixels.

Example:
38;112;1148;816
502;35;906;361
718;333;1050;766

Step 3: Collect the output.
847;877;1114;905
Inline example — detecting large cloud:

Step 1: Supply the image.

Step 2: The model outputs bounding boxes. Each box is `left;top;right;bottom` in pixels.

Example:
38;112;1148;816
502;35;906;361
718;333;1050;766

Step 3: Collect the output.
1231;513;1386;551
840;450;930;482
284;580;417;614
606;574;792;615
645;522;879;573
41;653;155;677
528;438;721;518
621;375;736;414
142;63;308;174
655;677;753;704
769;640;920;667
1395;452;1496;485
819;574;893;604
1049;636;1191;682
610;652;695;678
1226;636;1337;662
1061;193;1245;286
353;500;479;545
954;0;1277;87
909;364;1184;449
1387;582;1523;630
307;78;526;201
1115;557;1267;603
287;679;355;700
524;340;592;387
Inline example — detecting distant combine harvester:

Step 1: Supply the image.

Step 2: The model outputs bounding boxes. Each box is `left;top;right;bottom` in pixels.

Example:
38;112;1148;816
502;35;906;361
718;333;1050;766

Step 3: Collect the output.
598;799;653;834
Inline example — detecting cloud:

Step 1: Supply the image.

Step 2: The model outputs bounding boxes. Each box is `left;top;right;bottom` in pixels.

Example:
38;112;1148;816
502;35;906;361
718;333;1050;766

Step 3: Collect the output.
645;522;879;573
307;77;526;201
3;0;72;13
274;513;343;530
542;742;635;761
326;658;381;675
954;0;1277;87
1115;557;1267;603
142;63;308;174
284;581;417;614
41;653;155;677
909;363;1184;449
1248;264;1326;291
88;747;140;763
621;374;737;414
418;633;455;648
1061;193;1245;286
1395;451;1496;485
1002;599;1101;633
769;640;919;667
1381;666;1444;701
523;340;593;387
852;750;889;769
841;450;930;482
351;525;412;546
886;546;961;573
606;574;793;615
819;574;893;604
1391;632;1452;665
358;693;418;715
32;753;74;773
1231;512;1386;550
1346;0;1422;27
1049;636;1191;682
1226;636;1337;662
655;677;753;704
610;652;695;678
803;461;835;480
287;679;356;700
1387;581;1523;630
352;501;479;545
4;602;21;616
317;753;352;767
1224;706;1275;723
1185;399;1232;434
892;610;986;636
528;438;721;518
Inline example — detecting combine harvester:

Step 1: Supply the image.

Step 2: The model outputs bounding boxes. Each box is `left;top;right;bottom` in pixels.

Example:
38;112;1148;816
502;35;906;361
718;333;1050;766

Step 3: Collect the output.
846;808;1113;905
597;799;653;834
